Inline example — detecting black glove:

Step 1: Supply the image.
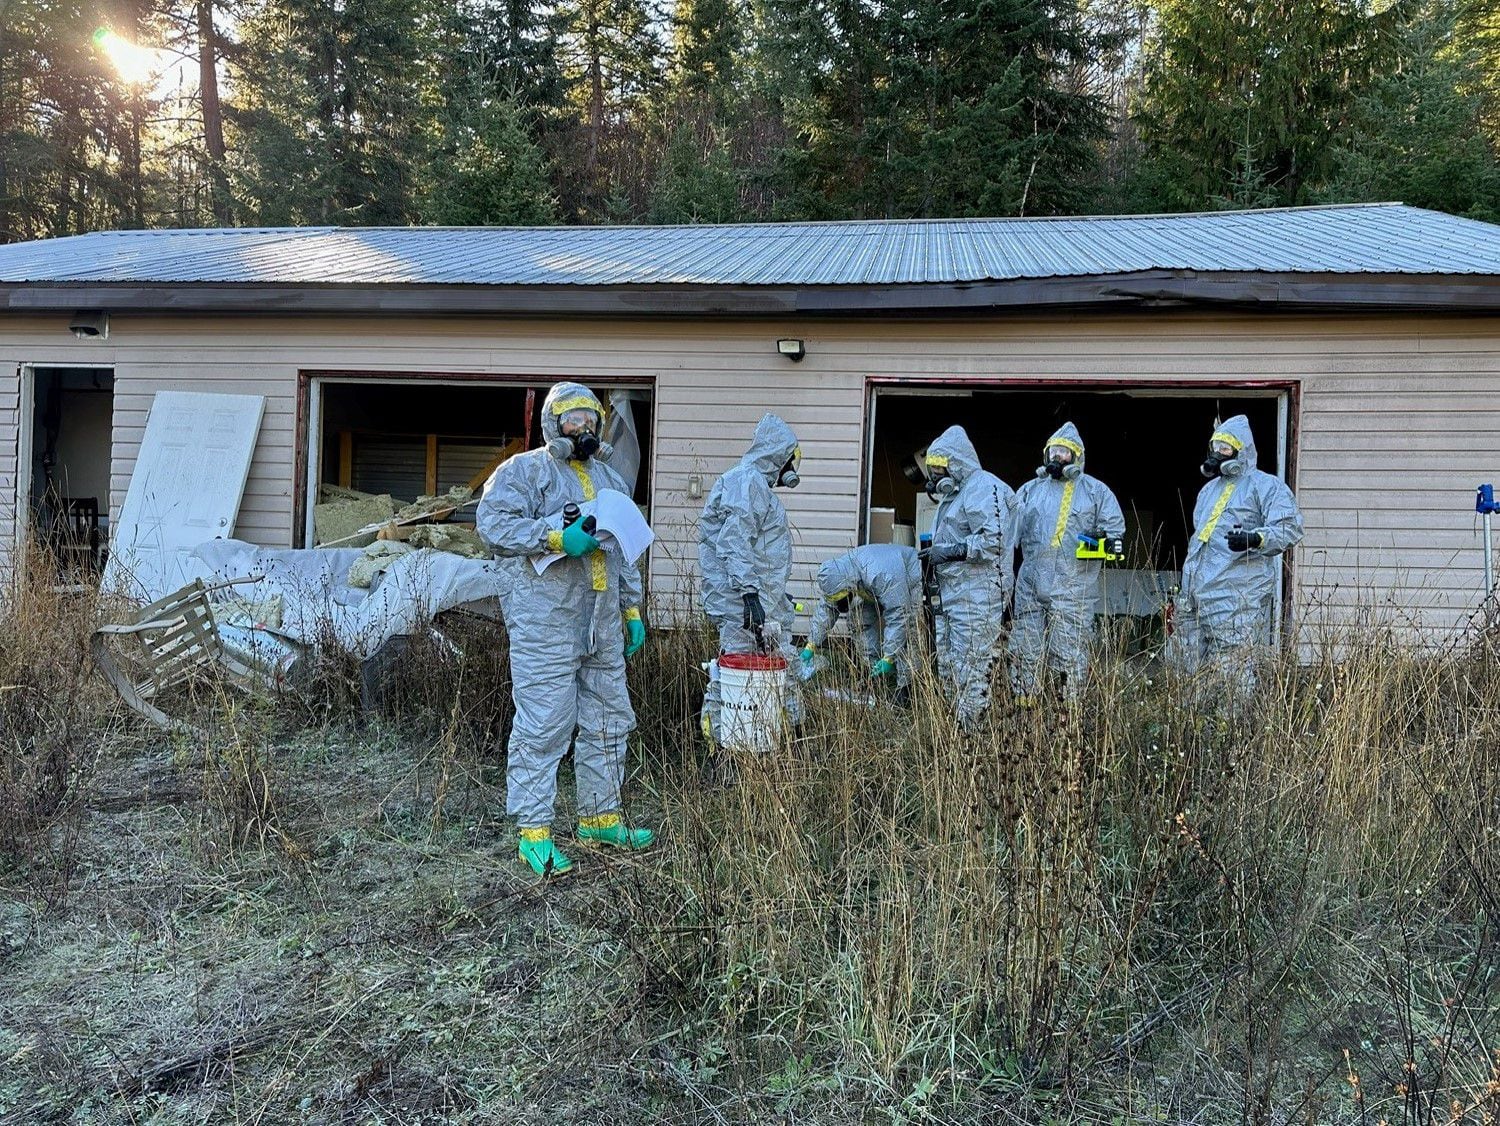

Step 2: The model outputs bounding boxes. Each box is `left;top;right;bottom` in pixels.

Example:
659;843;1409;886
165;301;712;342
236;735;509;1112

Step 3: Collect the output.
741;591;766;631
927;542;968;565
1107;536;1125;558
1225;529;1263;552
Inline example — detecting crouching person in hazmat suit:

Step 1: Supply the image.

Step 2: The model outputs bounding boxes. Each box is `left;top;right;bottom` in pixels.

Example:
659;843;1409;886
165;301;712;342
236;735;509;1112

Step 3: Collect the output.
922;426;1017;729
1166;414;1304;699
698;414;804;744
1011;422;1125;705
800;543;923;695
477;381;655;878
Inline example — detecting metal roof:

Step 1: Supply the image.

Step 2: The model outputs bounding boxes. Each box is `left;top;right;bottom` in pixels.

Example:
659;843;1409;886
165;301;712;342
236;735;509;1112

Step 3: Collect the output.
2;204;1499;288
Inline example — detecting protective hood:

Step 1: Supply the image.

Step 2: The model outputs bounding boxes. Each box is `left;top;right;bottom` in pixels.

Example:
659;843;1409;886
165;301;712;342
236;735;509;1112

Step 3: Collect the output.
1209;414;1259;473
816;552;860;600
925;425;982;485
1043;421;1086;470
540;381;606;449
742;413;800;486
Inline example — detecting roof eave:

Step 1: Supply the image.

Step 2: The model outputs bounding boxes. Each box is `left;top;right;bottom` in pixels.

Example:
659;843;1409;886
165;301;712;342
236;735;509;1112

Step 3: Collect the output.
2;270;1499;317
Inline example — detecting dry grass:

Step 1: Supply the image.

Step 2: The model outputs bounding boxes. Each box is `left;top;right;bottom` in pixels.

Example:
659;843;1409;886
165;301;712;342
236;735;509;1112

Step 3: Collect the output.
0;545;130;908
613;613;1500;1124
1;556;1497;1123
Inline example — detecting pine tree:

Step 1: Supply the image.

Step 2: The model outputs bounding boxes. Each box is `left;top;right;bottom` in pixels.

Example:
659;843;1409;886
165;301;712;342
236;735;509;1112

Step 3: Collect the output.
231;0;433;224
1131;0;1397;210
648;0;753;222
1323;1;1499;221
771;0;1112;219
0;0;166;238
551;0;665;220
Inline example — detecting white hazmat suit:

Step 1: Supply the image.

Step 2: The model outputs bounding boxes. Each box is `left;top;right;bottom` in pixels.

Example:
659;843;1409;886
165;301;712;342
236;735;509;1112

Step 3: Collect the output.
1011;421;1125;701
804;543;923;686
697;414;801;742
1167;414;1304;693
925;425;1017;727
477;382;646;869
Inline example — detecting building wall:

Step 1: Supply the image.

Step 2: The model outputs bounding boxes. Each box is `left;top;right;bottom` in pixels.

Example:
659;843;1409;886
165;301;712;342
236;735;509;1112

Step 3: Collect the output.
1;310;1497;639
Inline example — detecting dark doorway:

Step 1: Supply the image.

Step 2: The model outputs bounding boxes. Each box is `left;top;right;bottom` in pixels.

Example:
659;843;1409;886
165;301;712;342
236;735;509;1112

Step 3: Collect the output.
27;366;114;573
866;384;1289;614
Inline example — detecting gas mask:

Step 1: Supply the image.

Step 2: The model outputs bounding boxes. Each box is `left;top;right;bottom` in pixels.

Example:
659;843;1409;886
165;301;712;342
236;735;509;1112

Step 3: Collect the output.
1038;444;1082;481
776;449;801;489
550;406;603;461
926;474;957;500
1201;443;1242;479
548;429;600;461
1037;459;1083;481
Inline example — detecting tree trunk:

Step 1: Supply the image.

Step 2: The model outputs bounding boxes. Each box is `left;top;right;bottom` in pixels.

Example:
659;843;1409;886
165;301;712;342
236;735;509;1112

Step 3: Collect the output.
196;0;232;224
585;0;604;180
0;23;10;243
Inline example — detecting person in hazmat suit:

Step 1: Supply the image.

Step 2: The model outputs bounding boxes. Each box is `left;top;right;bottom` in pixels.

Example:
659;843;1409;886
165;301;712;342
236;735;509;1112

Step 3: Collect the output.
921;425;1017;727
1166;414;1304;694
799;543;923;690
477;381;654;878
698;413;802;743
1011;421;1126;704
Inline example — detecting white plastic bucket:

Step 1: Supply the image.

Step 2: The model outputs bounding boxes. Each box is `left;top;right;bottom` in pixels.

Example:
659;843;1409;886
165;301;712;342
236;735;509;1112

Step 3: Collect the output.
718;651;789;753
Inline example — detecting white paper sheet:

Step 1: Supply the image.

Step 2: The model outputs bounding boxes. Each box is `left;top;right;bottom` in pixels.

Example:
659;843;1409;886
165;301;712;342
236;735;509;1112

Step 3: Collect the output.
532;488;654;575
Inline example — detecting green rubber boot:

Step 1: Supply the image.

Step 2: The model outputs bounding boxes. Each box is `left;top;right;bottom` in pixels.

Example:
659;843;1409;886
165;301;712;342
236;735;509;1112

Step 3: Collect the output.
577;813;656;851
518;829;574;877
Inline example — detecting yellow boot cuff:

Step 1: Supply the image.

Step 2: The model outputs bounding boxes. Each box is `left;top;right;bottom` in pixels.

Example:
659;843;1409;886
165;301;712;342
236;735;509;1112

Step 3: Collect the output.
578;813;621;831
519;827;551;842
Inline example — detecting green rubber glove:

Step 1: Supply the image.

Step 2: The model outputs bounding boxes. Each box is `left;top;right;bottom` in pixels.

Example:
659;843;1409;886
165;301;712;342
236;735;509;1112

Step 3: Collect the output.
799;646;816;665
871;658;896;678
562;521;600;557
625;616;647;658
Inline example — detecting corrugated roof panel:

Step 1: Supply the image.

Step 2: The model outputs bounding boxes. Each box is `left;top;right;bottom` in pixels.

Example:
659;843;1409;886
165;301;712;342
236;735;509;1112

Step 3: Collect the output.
2;204;1499;288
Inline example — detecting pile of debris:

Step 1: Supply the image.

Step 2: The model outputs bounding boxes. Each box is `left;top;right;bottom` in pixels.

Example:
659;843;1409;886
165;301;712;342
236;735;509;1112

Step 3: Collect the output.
312;485;488;587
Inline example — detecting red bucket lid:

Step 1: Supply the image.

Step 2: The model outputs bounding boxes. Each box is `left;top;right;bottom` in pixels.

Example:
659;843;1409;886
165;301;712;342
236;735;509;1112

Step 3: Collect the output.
719;652;788;671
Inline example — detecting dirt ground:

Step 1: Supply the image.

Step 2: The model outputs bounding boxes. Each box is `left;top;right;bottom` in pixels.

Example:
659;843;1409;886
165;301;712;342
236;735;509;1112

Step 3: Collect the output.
0;721;730;1125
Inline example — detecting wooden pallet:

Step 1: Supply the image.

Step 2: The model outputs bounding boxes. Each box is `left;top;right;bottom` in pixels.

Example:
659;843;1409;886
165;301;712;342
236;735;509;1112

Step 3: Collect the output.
92;576;273;733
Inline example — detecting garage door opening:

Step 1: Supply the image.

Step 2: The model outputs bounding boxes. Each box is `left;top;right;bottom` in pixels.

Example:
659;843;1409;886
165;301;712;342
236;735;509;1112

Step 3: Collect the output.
865;382;1291;616
302;376;653;546
19;365;115;573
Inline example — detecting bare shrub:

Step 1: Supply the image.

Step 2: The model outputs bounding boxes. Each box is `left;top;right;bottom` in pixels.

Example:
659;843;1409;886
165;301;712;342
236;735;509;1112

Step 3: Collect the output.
193;691;308;865
0;543;120;907
608;608;1500;1121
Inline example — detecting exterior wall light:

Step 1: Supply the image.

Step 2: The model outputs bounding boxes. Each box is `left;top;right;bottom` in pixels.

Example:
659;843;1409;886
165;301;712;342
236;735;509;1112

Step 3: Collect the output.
776;338;805;362
69;311;109;340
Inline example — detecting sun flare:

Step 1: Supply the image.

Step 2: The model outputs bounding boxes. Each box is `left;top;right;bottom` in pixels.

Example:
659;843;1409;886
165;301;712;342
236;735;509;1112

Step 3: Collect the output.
92;28;168;89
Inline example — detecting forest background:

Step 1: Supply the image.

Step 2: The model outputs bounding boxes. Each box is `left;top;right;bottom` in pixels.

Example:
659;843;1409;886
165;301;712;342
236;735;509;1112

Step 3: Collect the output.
3;0;1498;241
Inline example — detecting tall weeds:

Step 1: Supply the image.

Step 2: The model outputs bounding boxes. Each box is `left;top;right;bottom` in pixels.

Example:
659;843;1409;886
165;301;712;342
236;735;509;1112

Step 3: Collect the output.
614;615;1500;1122
0;545;121;907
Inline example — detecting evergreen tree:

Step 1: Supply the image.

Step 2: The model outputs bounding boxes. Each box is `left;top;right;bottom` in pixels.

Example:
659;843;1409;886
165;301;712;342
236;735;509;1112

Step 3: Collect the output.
1131;0;1398;210
421;95;557;225
3;0;108;238
1457;0;1498;145
231;0;433;224
1323;1;1499;220
647;0;754;222
551;0;665;220
419;2;558;224
771;0;1112;219
647;125;741;221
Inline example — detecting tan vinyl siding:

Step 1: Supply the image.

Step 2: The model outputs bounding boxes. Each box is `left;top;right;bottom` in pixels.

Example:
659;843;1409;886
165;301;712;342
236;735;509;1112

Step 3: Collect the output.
0;311;1497;642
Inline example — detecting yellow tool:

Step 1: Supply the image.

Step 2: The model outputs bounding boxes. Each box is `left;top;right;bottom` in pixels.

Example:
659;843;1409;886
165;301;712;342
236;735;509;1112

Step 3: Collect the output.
1075;534;1124;563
